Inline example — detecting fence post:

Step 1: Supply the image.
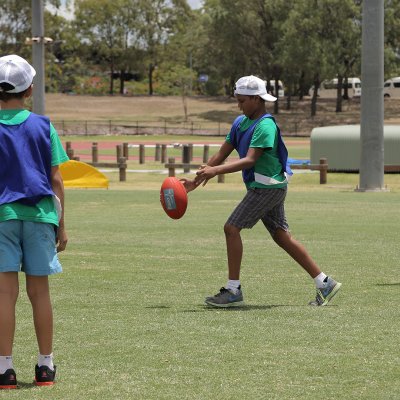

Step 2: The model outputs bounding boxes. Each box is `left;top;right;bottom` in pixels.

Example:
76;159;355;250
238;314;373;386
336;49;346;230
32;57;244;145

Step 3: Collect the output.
203;144;209;163
123;142;129;160
182;144;190;173
66;142;74;159
168;157;176;177
118;157;127;182
319;158;327;184
116;144;122;161
139;144;145;164
92;142;98;163
161;144;167;163
188;143;193;161
155;144;161;161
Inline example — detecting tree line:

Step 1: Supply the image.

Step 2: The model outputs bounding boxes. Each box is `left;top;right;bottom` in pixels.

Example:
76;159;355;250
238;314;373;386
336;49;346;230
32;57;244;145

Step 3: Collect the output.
1;0;399;115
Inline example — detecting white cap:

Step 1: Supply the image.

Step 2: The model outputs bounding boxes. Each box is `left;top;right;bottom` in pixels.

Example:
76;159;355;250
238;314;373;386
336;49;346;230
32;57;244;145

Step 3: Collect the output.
234;75;277;102
0;55;36;93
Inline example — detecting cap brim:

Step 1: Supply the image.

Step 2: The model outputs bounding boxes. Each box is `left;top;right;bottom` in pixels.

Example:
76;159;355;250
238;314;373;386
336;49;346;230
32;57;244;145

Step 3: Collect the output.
259;93;277;102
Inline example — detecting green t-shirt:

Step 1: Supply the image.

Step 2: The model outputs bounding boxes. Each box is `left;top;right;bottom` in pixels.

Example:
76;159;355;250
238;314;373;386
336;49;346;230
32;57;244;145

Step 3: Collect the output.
0;109;69;225
226;116;287;189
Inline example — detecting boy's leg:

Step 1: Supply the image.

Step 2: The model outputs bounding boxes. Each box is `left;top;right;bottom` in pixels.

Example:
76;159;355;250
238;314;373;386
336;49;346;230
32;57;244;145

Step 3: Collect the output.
272;228;342;305
0;272;19;356
205;188;287;307
224;223;243;280
26;275;53;355
272;228;321;278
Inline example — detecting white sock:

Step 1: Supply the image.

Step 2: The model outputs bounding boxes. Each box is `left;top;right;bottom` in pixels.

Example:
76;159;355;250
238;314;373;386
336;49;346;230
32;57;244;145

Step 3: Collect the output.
226;280;241;294
0;356;13;374
314;272;328;289
38;353;54;370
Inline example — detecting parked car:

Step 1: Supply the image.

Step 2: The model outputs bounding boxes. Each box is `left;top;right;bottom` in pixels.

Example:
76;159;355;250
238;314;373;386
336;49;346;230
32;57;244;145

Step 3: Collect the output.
309;77;361;98
383;77;400;98
264;79;285;98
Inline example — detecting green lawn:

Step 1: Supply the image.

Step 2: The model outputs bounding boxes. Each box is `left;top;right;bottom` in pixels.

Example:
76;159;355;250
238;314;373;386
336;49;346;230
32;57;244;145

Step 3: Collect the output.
7;171;400;399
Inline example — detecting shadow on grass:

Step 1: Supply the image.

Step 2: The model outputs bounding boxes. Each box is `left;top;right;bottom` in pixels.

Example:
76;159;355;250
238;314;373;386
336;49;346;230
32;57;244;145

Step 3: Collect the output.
376;283;400;286
145;305;171;309
183;304;299;312
16;381;36;390
146;304;338;311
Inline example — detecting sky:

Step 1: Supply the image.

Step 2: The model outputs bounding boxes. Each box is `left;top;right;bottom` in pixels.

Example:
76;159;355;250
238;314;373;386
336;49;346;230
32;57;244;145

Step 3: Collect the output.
47;0;203;19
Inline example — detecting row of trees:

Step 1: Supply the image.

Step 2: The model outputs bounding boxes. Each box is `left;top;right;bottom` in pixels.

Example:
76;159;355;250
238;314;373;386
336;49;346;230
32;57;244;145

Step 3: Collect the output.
1;0;400;115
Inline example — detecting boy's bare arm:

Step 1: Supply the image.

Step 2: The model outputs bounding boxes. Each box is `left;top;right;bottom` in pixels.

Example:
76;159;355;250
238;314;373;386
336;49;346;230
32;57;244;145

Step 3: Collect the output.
181;141;234;192
206;141;234;166
51;166;68;252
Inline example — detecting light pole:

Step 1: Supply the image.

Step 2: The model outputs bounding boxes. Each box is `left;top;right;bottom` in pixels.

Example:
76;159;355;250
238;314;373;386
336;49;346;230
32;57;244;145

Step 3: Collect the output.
357;0;386;191
31;0;45;115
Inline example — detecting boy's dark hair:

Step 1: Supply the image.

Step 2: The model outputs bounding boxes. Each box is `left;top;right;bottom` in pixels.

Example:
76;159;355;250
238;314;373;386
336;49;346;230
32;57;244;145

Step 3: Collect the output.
0;82;29;101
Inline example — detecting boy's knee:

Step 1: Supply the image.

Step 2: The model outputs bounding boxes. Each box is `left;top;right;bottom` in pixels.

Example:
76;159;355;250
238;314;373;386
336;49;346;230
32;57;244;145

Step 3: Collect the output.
0;273;19;302
26;277;50;303
0;285;19;303
273;228;291;248
224;223;241;237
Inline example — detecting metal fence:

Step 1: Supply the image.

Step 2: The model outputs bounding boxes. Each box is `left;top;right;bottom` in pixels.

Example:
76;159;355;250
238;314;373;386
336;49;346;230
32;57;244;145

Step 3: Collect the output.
52;120;231;137
52;117;314;137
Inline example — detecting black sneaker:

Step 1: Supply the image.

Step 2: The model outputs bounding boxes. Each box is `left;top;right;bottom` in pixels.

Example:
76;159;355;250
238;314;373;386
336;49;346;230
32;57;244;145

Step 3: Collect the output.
0;369;17;389
34;364;56;386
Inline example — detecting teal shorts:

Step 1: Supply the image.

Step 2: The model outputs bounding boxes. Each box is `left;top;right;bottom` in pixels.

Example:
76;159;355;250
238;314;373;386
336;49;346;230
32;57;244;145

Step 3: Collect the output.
0;220;62;276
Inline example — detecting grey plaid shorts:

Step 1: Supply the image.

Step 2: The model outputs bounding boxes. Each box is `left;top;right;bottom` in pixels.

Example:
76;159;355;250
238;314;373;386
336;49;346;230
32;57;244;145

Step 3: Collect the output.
226;187;289;235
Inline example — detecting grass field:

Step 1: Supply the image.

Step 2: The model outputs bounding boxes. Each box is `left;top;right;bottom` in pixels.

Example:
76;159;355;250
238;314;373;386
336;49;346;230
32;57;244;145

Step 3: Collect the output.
6;167;400;399
6;95;400;398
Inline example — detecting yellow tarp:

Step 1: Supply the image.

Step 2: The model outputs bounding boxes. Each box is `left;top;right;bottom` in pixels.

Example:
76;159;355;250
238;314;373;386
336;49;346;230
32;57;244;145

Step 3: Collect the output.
60;160;109;189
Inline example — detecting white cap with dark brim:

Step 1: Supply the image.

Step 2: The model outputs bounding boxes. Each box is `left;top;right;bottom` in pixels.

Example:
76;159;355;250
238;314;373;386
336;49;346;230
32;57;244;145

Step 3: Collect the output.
0;54;36;93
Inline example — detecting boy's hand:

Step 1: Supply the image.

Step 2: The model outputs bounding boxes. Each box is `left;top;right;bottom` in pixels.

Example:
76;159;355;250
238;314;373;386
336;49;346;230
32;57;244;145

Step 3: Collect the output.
179;178;199;193
56;226;68;252
195;165;217;186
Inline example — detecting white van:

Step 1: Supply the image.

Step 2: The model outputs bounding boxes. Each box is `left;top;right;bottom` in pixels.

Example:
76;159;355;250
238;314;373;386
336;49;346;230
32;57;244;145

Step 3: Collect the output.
383;77;400;98
309;77;361;98
264;80;284;98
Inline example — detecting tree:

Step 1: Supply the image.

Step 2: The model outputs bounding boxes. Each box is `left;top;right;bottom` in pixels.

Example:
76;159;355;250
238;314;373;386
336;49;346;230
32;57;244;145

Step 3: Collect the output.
0;0;31;58
280;0;361;116
137;0;191;95
74;0;134;95
200;0;256;97
384;0;400;78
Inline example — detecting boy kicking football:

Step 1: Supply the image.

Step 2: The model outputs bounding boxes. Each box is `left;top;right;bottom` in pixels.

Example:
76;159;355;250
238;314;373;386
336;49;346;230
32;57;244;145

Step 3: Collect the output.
182;75;341;308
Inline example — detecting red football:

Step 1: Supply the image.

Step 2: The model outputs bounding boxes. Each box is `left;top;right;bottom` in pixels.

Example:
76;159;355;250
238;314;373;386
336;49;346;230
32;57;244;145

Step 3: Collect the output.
160;177;188;219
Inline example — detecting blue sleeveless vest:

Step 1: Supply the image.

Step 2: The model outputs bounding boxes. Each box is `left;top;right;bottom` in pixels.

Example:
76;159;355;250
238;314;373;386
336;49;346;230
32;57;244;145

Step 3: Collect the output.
229;113;293;183
0;113;54;206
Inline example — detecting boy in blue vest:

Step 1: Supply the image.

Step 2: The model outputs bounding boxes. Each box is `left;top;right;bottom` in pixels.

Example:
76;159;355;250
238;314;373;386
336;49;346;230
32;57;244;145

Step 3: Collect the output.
182;75;341;308
0;55;69;388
